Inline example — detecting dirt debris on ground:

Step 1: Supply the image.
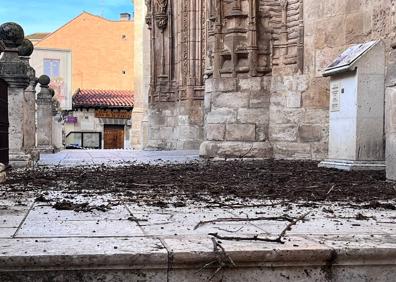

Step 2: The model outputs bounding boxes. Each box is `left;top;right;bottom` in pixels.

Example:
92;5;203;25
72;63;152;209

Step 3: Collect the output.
0;160;395;210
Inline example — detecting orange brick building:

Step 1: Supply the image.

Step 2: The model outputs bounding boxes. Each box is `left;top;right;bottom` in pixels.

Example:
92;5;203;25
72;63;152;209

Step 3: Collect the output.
35;12;134;92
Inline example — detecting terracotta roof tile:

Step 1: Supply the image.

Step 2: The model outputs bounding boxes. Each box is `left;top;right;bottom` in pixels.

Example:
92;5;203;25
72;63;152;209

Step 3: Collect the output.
73;89;134;109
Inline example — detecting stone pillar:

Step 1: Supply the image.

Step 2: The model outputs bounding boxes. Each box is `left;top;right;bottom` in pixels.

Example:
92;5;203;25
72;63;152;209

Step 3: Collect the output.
386;44;396;180
36;75;55;153
0;162;6;183
132;0;150;149
0;22;31;168
19;39;38;157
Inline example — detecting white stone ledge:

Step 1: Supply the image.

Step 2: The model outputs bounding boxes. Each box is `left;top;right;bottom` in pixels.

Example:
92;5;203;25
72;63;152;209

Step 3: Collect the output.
1;235;396;273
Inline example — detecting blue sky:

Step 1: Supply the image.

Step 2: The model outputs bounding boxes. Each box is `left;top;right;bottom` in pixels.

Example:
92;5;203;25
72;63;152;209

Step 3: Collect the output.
0;0;134;35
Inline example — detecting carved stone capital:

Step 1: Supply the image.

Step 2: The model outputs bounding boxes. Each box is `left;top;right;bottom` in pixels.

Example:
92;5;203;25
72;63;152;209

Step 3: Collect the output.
154;0;168;31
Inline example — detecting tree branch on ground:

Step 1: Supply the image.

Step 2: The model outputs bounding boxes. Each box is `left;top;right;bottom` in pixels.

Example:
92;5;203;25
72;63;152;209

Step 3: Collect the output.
194;214;297;230
196;237;237;281
208;211;311;244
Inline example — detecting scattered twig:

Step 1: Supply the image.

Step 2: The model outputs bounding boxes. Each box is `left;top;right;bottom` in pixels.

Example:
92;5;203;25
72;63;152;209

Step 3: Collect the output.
327;185;336;195
278;212;311;239
215;226;244;233
196;237;236;281
208;233;283;243
238;144;254;159
206;201;287;209
194;215;296;230
208;211;311;244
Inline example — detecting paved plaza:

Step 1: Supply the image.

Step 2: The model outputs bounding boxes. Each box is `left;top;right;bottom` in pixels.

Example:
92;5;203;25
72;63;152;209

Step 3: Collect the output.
37;149;200;167
1;190;396;281
0;150;395;281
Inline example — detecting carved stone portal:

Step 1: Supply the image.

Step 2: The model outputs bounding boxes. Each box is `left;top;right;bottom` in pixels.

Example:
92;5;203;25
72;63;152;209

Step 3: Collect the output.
145;0;305;152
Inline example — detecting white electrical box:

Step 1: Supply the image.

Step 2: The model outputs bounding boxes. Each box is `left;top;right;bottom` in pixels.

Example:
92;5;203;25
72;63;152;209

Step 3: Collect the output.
319;40;385;171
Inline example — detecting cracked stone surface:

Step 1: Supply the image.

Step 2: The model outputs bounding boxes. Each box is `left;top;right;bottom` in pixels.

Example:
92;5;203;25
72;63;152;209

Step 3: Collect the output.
1;153;396;281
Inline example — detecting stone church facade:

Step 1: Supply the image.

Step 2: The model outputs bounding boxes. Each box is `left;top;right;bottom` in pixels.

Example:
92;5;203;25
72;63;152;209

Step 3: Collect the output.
139;0;396;160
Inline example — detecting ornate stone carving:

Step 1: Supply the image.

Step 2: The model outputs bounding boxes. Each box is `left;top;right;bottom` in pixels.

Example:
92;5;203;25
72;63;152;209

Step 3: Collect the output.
155;0;168;31
145;0;152;28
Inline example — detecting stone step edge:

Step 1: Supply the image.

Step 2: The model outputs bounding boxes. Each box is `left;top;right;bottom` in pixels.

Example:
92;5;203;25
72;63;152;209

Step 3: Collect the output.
0;235;395;272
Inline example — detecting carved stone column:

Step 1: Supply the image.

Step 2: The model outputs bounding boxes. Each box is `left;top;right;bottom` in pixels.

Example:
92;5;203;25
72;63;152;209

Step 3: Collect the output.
36;75;55;153
0;22;31;168
18;39;38;156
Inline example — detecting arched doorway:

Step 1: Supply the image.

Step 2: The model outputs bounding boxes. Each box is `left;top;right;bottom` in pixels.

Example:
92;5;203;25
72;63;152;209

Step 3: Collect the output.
0;78;8;165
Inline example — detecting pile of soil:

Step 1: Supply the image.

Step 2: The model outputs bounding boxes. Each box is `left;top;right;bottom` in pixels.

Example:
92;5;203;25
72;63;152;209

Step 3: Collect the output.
1;160;395;207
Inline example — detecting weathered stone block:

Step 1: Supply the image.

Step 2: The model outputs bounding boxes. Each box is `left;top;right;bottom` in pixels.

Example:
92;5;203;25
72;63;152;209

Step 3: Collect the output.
311;142;328;160
159;127;175;140
303;77;330;109
314;16;345;50
164;116;178;127
256;125;268;142
239;77;262;91
270;91;287;107
345;12;364;44
237;108;269;125
199;141;219;158
273;142;312;160
216;78;238;92
250;91;270;108
269;125;298;142
177;140;202;150
298;125;324;142
206;108;237;124
212;92;249;109
217;142;273;158
287;91;302;108
177;115;189;126
304;109;329;124
270;107;304;125
200;141;273;159
205;79;215;93
204;92;212;112
177;126;202;140
206;124;225;141
226;124;256;142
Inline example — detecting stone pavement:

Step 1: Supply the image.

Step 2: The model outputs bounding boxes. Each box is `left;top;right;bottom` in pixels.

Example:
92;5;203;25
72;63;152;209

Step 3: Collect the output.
1;191;396;281
37;149;200;166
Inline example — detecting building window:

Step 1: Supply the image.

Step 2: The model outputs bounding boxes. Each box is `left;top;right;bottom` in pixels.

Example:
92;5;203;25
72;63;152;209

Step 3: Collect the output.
43;59;60;78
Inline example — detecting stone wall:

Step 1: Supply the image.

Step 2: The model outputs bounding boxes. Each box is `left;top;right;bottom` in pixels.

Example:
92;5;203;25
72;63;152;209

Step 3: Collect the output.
269;0;396;160
201;77;272;158
144;0;206;150
146;100;204;150
143;0;396;161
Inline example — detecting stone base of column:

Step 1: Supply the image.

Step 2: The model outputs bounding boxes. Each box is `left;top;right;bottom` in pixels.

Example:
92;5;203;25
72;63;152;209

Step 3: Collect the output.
0;163;6;183
9;152;32;168
200;141;273;159
319;159;386;171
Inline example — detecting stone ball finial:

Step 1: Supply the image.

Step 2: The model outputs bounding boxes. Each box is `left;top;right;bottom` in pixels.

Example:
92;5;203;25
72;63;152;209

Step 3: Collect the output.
0;22;25;48
38;75;50;86
18;38;34;56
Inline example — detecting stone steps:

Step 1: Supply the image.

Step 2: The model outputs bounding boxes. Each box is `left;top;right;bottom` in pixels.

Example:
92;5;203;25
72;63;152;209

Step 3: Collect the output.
1;234;395;281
